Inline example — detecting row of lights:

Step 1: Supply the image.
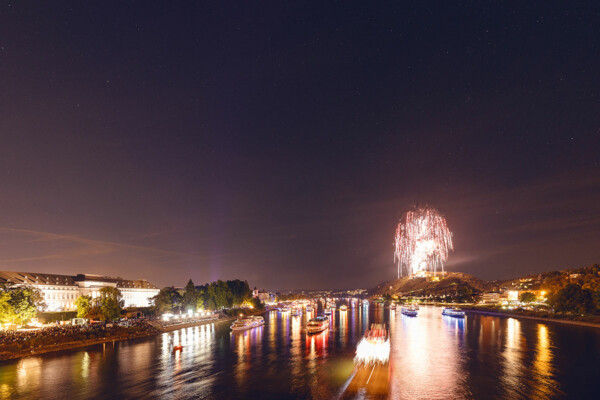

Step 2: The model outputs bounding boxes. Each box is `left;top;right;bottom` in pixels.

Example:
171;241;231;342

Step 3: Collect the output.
162;311;212;321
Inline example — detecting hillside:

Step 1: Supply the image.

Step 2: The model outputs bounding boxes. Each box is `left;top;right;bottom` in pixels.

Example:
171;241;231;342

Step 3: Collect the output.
369;272;497;298
370;264;600;299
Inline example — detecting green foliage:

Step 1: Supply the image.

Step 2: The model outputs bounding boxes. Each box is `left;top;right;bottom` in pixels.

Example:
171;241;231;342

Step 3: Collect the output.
250;296;264;311
0;285;46;325
98;287;123;321
0;290;14;324
182;279;199;312
152;287;183;314
75;295;91;318
455;285;474;303
549;284;595;315
519;292;537;303
227;280;252;305
84;287;124;321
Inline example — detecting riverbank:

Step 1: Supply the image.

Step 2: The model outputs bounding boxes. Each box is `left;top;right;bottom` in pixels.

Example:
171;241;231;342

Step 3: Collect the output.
0;317;236;361
463;308;600;329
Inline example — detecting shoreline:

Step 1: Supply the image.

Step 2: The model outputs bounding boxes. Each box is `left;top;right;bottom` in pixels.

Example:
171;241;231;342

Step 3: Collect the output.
463;308;600;329
0;317;235;362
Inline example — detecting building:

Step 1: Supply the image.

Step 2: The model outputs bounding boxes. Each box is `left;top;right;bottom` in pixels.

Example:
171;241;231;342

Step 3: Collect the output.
252;288;271;303
0;271;160;311
481;292;501;304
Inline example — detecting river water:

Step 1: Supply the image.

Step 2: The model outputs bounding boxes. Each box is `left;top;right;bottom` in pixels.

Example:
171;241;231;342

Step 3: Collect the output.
1;305;599;399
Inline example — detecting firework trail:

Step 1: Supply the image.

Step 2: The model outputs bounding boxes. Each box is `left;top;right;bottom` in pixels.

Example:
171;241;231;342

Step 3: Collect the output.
394;207;453;278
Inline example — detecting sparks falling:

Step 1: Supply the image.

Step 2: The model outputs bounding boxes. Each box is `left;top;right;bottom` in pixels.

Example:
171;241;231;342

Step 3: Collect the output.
394;207;453;278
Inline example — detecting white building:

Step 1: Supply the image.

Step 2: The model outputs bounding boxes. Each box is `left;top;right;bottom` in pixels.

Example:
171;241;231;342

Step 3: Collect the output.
0;271;160;311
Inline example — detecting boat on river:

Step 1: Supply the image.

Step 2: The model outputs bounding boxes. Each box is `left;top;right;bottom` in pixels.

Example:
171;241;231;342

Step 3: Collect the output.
442;307;465;318
307;316;329;334
230;316;265;331
354;323;390;365
339;305;348;311
401;306;418;317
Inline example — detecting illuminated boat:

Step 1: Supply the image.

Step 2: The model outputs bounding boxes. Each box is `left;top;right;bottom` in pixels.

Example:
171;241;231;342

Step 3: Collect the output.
400;306;418;317
172;345;183;352
230;316;265;331
324;308;332;315
354;323;390;365
442;308;465;318
307;316;329;334
339;305;348;311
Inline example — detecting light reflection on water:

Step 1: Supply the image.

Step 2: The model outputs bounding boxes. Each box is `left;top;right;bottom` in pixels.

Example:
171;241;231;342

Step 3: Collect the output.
0;305;599;399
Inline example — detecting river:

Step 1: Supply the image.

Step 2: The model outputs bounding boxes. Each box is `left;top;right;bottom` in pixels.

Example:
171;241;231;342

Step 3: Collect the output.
1;305;599;399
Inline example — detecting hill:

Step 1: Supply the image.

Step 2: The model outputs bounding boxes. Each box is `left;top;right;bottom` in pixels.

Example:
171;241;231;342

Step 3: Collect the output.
369;264;600;299
370;272;497;298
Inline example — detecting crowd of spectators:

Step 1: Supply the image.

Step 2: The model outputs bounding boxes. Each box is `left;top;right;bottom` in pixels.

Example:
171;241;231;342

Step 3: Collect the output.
0;319;160;355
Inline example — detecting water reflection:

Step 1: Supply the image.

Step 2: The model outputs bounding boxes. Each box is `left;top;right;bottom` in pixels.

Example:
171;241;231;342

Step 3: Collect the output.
0;306;597;399
502;318;523;397
532;324;556;398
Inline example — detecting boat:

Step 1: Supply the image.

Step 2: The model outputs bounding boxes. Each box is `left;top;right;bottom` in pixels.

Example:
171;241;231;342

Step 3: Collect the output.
324;309;332;315
354;323;390;365
280;307;291;313
172;345;183;352
230;316;265;331
291;308;302;317
306;316;329;334
362;300;369;306
442;307;466;318
339;305;348;311
401;306;418;317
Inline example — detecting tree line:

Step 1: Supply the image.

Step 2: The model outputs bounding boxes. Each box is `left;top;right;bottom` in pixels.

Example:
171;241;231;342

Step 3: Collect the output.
540;265;600;315
152;279;260;314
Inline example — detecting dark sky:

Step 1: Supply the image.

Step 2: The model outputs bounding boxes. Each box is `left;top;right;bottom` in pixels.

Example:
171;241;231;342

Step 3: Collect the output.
0;1;598;290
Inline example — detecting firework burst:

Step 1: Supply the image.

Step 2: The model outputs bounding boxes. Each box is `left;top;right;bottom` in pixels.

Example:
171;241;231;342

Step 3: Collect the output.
394;206;453;278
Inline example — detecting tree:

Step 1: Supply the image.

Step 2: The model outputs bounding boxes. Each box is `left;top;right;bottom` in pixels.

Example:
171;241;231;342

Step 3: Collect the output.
250;296;264;311
182;279;199;312
0;290;15;325
75;295;92;318
152;287;182;314
227;280;252;306
549;284;595;314
92;287;124;321
196;289;205;311
7;285;46;324
519;292;537;303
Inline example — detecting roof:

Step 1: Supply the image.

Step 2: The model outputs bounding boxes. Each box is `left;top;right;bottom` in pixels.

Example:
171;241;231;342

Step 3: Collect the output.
0;271;76;286
75;274;159;289
0;271;158;289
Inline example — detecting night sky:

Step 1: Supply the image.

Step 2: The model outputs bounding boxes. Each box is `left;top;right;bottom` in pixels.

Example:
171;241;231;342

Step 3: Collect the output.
0;2;598;290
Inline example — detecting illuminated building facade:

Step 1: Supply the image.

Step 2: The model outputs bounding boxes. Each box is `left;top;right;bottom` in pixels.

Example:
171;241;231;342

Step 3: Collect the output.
0;271;160;311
